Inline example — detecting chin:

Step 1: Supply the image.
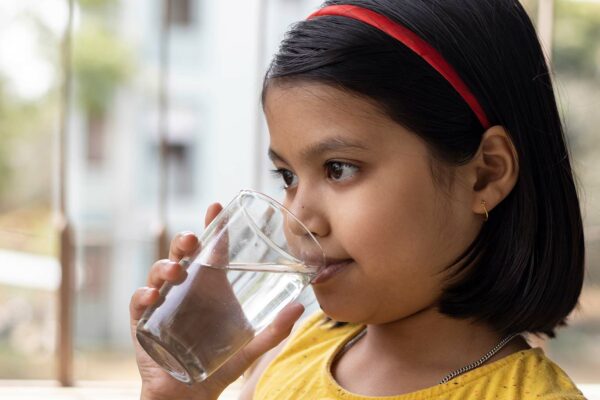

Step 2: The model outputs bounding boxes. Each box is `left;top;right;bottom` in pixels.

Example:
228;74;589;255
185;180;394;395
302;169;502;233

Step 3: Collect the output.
315;297;366;325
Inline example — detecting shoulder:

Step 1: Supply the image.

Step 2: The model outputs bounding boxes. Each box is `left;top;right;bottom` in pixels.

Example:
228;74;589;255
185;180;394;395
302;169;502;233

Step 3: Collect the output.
240;310;351;399
251;311;363;400
455;348;586;400
518;348;586;399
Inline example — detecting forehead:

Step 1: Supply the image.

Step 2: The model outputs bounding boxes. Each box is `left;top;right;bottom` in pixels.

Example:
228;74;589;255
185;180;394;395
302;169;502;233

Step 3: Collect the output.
263;82;427;161
263;82;387;137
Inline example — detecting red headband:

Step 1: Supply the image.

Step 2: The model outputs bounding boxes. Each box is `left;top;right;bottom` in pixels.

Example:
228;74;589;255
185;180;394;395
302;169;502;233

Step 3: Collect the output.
307;5;491;130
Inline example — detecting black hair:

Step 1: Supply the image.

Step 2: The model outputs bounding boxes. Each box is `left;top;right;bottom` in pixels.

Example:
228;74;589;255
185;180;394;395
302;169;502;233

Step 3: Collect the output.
261;0;585;337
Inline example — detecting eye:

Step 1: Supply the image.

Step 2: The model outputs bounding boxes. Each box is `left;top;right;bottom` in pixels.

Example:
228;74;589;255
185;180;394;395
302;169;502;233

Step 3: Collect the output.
325;161;359;182
270;168;298;189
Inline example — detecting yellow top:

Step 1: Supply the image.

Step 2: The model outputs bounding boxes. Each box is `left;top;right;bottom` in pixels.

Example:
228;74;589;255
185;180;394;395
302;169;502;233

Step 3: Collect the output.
254;311;585;400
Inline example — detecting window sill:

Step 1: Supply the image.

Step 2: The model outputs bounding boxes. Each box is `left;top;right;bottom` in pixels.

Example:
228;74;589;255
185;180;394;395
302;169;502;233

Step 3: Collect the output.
0;380;242;399
0;381;597;399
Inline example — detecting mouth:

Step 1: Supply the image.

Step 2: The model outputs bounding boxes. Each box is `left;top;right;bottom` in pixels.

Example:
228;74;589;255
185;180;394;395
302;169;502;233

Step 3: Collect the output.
311;258;353;285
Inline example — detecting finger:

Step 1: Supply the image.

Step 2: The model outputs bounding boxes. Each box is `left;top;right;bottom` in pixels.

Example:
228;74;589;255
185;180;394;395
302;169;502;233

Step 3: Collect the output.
129;287;160;322
214;302;305;384
165;202;222;265
243;302;305;360
205;203;223;228
168;231;199;262
147;259;188;288
203;203;229;267
205;229;229;267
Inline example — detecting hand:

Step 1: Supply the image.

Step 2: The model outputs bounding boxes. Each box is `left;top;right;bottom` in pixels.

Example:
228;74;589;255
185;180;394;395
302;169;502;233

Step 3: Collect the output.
130;203;305;400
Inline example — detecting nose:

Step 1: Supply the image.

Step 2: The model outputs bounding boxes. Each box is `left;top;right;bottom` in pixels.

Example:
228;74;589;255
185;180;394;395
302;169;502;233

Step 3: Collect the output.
284;188;329;239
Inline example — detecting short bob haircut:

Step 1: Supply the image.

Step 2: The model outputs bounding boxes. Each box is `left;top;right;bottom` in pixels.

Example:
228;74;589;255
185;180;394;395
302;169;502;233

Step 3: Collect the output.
261;0;585;337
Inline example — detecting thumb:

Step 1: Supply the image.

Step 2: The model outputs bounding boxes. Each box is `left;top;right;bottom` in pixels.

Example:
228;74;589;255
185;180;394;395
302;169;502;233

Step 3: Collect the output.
243;302;305;359
211;302;305;385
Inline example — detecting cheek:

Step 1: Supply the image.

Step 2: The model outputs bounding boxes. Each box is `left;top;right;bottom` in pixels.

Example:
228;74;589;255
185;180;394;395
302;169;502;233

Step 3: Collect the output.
341;170;443;269
316;168;455;323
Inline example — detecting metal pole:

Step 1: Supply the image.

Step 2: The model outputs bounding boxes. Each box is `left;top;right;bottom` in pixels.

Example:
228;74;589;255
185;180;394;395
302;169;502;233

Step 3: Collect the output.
156;0;172;259
57;0;75;387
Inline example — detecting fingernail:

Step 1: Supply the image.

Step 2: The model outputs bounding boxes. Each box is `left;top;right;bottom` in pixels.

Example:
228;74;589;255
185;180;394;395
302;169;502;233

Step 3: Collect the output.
181;231;196;240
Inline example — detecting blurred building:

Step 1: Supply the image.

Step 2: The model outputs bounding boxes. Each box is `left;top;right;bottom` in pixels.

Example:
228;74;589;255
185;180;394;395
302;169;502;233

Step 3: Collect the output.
69;0;322;352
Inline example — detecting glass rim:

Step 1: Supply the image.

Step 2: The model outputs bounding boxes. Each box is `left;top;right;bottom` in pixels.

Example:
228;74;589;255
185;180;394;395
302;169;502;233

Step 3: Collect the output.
237;189;325;269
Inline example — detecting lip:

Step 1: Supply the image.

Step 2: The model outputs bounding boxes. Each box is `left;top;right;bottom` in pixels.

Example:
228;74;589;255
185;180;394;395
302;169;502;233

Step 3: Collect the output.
311;258;353;285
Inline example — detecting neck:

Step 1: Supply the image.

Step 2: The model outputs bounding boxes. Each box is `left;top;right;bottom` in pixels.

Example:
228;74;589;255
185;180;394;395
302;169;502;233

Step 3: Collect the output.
357;307;529;376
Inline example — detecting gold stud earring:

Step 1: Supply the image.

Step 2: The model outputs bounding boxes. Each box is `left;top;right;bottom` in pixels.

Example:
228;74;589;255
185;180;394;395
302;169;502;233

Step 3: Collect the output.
481;200;489;222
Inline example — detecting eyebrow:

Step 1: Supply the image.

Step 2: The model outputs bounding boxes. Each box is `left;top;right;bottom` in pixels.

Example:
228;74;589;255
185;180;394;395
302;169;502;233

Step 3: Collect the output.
268;136;369;163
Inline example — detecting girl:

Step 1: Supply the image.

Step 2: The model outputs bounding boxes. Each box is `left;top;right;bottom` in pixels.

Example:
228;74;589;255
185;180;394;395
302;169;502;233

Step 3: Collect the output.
129;1;587;399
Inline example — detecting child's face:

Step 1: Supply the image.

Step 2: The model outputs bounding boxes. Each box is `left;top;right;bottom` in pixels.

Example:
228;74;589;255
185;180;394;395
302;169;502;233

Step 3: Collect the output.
264;83;482;325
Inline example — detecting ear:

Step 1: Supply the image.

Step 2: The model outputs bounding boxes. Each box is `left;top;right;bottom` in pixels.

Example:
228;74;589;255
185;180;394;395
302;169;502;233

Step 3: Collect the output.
468;126;519;217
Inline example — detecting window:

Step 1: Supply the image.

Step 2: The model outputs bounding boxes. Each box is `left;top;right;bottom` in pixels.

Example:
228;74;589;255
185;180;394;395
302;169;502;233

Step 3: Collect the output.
164;0;195;28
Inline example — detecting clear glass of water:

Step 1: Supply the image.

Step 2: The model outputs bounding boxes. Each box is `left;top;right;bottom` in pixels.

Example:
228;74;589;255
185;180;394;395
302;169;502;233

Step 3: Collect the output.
135;190;325;385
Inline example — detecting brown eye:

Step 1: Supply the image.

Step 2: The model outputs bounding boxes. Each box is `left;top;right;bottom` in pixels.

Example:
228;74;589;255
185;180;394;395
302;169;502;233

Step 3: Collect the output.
270;168;298;189
325;161;359;182
281;170;297;187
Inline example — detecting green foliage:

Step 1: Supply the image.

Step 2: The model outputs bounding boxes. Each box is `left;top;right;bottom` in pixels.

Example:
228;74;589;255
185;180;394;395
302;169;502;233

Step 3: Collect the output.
77;0;118;10
73;23;132;118
554;0;600;78
0;79;37;199
0;0;133;210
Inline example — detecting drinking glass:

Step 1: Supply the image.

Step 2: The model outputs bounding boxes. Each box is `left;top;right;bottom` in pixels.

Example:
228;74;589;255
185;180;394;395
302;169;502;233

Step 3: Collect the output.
136;190;325;384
